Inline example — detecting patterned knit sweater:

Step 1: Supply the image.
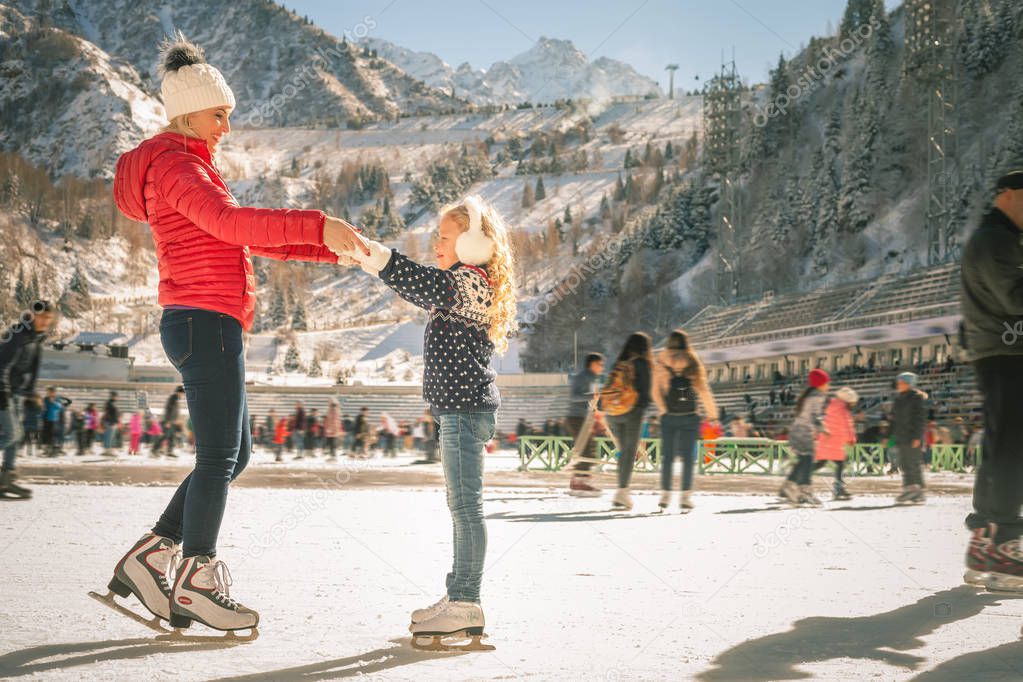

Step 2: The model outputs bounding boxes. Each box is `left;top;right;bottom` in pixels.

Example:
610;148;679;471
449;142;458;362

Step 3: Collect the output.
377;249;500;414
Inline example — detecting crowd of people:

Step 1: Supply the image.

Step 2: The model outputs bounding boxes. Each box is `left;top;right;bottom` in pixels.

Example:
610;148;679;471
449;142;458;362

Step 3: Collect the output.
253;402;438;462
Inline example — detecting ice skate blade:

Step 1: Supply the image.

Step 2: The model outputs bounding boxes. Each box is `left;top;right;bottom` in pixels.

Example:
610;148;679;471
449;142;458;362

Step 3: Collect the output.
567;490;602;498
410;631;494;652
88;590;170;633
157;627;259;643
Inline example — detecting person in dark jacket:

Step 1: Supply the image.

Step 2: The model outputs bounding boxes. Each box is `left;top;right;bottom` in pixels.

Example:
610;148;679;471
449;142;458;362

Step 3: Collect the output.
960;169;1023;590
0;300;55;498
604;332;653;511
101;391;120;456
567;352;605;497
160;386;184;457
891;372;928;504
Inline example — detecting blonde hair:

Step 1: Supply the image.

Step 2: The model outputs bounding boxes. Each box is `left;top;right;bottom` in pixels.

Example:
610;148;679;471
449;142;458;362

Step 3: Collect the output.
441;199;518;354
161;114;200;138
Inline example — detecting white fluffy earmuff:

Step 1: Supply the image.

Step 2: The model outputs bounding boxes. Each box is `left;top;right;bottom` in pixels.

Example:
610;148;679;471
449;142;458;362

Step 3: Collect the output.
454;195;496;266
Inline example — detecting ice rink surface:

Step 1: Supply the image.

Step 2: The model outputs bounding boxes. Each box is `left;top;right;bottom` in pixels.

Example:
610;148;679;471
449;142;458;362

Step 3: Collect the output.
2;484;1022;681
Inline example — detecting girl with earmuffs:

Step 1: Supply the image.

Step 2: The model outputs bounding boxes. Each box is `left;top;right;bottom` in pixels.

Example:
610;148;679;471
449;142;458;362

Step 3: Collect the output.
343;194;517;648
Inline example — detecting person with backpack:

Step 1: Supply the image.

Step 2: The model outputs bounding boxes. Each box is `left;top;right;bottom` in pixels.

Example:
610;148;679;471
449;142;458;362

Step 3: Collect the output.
602;332;653;511
814;386;859;501
779;369;831;506
652;330;718;513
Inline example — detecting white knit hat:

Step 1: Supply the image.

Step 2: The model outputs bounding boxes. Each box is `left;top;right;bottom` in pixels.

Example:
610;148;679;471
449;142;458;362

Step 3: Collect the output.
159;35;235;121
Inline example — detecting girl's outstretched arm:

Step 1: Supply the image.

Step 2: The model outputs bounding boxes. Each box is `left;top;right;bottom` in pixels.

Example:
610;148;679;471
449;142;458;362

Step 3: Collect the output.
354;240;492;317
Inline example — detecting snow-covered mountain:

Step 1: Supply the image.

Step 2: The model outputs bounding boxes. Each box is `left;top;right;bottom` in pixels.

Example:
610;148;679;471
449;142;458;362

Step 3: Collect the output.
3;0;463;136
363;36;662;105
0;4;165;179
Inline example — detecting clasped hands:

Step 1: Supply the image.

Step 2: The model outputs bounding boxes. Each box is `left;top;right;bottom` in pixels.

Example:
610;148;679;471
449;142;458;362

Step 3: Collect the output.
322;216;391;274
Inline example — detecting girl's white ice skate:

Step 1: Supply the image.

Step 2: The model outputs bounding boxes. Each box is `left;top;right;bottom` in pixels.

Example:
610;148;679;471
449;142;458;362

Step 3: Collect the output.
410;601;494;652
409;595;449;626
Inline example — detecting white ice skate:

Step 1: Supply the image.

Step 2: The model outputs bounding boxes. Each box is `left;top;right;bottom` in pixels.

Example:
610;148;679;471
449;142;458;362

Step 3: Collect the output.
568;473;602;498
611;488;633;511
680;490;695;514
656;490;672;512
410;595;449;626
90;532;177;632
410;601;494;652
169;555;259;637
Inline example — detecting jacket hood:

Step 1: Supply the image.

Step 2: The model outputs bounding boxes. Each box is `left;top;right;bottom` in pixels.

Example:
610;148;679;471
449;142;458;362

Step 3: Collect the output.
113;132;210;223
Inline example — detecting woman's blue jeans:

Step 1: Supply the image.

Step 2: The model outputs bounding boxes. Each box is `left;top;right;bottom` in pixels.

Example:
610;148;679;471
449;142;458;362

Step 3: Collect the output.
439;411;495;604
151;309;250;558
659;414;701;491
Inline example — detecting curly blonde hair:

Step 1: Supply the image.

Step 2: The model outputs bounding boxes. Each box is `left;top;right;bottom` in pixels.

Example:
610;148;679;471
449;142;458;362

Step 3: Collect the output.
441;198;518;354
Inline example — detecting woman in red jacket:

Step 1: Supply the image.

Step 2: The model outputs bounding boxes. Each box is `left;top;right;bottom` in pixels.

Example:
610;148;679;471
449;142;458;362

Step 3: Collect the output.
104;36;367;634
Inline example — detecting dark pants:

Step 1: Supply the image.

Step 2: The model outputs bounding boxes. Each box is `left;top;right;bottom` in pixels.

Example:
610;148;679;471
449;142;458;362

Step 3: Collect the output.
660;413;700;491
608;411;644;489
151;309;250;558
814;459;845;483
326;436;337;456
897;443;924;488
968;355;1023;544
42;420;55;448
787;453;814;485
566;415;595;471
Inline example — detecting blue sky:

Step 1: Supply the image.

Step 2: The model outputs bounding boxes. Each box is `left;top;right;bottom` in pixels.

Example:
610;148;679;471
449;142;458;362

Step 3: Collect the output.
280;0;903;89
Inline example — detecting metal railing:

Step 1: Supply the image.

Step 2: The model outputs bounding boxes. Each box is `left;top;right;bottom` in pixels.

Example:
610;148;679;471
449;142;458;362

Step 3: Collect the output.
517;437;981;475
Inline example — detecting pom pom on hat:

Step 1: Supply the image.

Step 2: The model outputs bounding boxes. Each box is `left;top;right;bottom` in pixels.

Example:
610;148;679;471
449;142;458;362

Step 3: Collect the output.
158;33;235;121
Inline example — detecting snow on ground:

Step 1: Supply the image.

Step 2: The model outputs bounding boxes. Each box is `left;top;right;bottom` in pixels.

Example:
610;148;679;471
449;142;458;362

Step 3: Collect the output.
2;482;1021;681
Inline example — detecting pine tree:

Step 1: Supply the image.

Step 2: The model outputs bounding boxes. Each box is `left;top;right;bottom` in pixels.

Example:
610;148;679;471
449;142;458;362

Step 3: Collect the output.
14;268;28;307
292;298;308;331
864;0;892;94
266;288;287;328
563;205;572;225
838;91;878;236
309;357;323;377
521;181;534;208
284;344;303;372
534;176;546;200
664;141;674;160
613;173;626;202
599;193;611;220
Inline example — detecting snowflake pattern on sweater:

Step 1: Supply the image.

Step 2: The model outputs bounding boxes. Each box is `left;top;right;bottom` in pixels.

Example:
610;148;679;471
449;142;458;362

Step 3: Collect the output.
377;249;500;414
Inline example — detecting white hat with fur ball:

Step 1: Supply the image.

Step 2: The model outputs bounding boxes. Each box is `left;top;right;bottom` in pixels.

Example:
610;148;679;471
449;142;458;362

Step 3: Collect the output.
159;34;236;121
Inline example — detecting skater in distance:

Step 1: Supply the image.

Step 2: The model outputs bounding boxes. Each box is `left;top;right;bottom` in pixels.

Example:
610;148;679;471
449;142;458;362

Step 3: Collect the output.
0;300;56;499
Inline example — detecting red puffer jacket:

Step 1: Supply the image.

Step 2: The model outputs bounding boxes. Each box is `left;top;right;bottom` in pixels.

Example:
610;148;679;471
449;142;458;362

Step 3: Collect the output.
113;132;337;330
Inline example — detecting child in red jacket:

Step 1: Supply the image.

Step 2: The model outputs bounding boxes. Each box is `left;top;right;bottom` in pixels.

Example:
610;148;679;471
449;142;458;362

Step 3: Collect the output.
814;387;859;500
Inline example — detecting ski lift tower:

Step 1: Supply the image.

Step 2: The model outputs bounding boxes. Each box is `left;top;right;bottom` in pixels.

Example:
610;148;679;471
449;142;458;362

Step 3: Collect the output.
665;64;679;99
906;0;960;264
703;57;743;303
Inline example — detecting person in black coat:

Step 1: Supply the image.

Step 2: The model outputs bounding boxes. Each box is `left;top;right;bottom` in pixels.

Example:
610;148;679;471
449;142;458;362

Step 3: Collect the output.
891;372;928;504
960;170;1023;587
0;301;55;497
